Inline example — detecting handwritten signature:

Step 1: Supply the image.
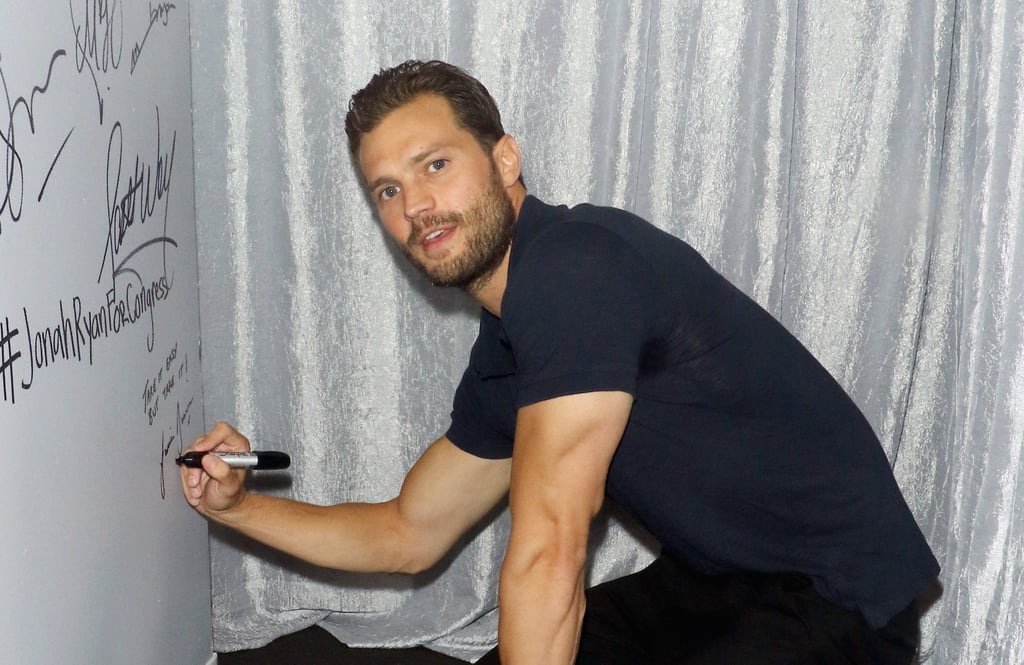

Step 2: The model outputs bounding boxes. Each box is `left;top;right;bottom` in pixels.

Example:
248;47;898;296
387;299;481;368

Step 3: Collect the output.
99;106;176;289
130;2;177;74
70;0;124;124
1;50;69;235
159;394;193;499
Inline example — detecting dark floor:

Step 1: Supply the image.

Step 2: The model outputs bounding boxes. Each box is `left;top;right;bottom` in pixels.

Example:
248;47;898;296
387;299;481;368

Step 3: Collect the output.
217;625;476;665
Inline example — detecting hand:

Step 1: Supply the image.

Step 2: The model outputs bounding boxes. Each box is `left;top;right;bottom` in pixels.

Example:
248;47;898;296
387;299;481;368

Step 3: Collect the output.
180;421;251;517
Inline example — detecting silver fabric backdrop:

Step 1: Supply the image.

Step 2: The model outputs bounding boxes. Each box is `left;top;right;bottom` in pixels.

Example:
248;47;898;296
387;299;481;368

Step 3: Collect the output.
189;1;1024;662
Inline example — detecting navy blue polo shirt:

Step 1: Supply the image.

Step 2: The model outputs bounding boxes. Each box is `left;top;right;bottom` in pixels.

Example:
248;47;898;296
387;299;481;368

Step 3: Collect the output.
446;195;939;627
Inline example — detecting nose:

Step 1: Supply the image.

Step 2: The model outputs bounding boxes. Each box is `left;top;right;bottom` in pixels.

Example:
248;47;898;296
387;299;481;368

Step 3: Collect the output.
403;181;435;221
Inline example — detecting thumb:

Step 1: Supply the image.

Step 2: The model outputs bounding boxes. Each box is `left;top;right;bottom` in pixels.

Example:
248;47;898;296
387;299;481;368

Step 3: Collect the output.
200;453;247;513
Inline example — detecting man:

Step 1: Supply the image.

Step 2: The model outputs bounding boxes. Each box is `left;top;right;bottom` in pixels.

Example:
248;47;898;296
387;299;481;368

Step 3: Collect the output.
182;60;939;664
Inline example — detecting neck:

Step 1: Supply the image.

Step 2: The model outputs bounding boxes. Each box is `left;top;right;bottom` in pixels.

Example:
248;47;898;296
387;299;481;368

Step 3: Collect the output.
467;249;511;316
469;184;526;317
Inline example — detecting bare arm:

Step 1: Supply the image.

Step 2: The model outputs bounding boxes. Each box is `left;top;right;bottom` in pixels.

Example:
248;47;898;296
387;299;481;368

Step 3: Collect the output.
181;422;511;573
498;391;633;664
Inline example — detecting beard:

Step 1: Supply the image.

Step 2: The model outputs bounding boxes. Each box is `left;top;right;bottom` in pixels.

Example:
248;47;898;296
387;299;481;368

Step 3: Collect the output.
401;165;516;294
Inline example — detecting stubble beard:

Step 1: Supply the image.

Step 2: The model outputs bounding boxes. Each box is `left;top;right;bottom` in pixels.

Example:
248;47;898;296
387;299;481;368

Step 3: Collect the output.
402;167;516;295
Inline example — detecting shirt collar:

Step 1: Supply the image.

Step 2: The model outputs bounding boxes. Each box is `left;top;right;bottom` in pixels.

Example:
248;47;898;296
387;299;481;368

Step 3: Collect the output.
508;194;546;274
467;195;548;379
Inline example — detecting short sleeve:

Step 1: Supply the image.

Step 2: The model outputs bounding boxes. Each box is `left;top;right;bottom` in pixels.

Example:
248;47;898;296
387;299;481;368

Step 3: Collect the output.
445;351;518;460
502;222;658;408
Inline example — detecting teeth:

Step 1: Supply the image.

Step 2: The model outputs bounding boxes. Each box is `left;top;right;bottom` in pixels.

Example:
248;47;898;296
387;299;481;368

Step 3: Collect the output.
425;229;445;241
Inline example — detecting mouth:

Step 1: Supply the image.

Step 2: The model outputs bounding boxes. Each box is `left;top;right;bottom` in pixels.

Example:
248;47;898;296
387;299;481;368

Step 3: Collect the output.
417;225;455;253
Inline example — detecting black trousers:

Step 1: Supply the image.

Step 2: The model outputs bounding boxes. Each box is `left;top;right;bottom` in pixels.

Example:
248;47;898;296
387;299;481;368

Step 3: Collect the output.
479;554;919;664
221;555;919;664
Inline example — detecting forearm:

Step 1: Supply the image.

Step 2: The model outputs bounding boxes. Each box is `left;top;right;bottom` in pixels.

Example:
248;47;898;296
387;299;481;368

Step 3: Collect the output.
208;492;420;573
497;536;588;664
184;434;511;575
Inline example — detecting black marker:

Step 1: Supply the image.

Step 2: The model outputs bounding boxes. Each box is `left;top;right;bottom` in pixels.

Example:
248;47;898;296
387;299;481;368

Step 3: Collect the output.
175;451;291;470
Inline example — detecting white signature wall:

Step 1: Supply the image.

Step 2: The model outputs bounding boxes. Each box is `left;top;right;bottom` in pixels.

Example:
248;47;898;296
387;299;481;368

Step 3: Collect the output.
0;2;210;663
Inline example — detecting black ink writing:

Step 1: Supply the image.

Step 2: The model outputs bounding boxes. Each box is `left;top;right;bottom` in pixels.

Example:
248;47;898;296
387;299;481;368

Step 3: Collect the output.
90;273;174;355
2;271;173;401
143;369;161;424
130;2;176;74
99;107;177;294
70;0;123;124
157;396;193;499
19;301;86;391
1;49;69;235
0;316;22;404
149;341;192;499
142;341;178;425
159;428;172;498
38;127;75;202
1;104;181;403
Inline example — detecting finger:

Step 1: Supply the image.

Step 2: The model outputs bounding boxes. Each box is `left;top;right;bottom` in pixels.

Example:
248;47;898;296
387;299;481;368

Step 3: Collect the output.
200;448;235;480
201;452;246;511
181;422;250;502
179;421;251;512
181;448;217;505
180;460;204;506
181;451;209;503
187;422;244;454
207;421;252;452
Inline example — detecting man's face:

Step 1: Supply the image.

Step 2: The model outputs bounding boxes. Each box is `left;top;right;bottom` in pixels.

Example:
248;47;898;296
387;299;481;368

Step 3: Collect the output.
357;94;516;292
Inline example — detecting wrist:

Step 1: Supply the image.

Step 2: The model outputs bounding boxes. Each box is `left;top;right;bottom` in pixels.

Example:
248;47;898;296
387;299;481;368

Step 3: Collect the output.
205;484;254;525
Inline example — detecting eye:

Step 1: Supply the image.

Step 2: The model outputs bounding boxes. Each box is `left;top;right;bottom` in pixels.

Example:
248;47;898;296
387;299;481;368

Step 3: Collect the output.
427;158;447;173
379;185;400;201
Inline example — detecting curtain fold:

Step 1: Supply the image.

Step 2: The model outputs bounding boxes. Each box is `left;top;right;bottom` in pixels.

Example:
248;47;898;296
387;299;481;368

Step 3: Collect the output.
901;1;1024;662
189;1;1024;661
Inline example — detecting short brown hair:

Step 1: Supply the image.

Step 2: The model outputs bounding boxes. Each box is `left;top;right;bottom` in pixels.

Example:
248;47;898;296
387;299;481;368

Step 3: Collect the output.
345;60;507;158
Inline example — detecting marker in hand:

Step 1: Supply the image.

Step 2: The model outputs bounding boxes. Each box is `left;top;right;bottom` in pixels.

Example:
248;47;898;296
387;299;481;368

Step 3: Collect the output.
175;451;291;470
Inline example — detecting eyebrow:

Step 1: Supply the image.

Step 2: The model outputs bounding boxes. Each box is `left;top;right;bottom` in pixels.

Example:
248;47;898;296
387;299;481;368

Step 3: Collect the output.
365;143;445;193
409;144;443;166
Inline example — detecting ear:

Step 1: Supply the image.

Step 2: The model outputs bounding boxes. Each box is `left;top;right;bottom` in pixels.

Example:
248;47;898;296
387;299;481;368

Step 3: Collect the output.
491;135;522;188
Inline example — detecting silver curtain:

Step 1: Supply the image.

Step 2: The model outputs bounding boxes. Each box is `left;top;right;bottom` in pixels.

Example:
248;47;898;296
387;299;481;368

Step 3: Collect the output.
189;1;1024;662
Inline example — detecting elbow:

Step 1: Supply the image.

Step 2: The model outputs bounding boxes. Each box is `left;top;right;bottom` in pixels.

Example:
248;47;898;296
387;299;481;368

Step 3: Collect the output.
393;550;441;575
498;532;589;626
367;498;451;575
502;521;590;586
388;522;452;575
395;537;463;574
